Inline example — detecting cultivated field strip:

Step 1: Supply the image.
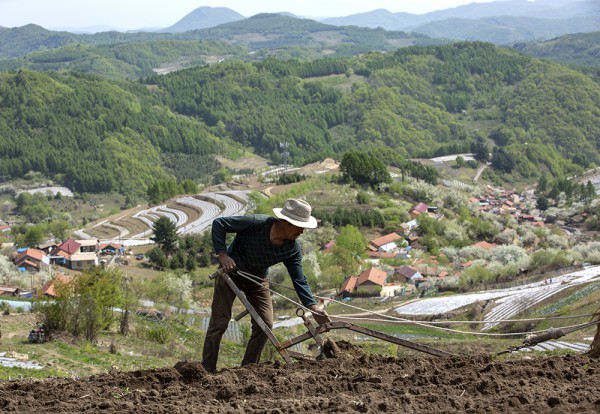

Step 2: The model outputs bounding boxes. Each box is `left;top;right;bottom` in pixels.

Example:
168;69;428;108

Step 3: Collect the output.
521;340;591;353
205;192;249;216
394;266;600;331
80;191;251;245
176;196;221;234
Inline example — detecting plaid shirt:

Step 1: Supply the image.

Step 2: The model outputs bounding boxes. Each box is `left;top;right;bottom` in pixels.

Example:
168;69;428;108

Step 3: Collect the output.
211;214;317;307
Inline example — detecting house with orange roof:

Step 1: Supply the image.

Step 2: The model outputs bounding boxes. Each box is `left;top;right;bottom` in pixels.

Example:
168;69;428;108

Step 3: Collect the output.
366;251;398;260
339;276;358;298
369;232;403;253
14;248;50;272
99;242;123;255
41;275;72;297
355;267;387;294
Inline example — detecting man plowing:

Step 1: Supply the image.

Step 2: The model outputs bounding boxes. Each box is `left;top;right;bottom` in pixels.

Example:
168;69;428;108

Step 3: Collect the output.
201;198;331;372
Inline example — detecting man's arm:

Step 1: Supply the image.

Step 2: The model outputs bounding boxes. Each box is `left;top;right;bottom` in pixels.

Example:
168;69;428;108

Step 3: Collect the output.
211;215;257;254
286;255;331;324
211;215;257;271
284;249;318;307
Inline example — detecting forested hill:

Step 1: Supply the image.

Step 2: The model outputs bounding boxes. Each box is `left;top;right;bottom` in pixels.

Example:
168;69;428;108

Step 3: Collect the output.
0;16;435;75
0;40;245;80
146;42;600;177
0;70;236;197
1;42;600;197
513;31;600;69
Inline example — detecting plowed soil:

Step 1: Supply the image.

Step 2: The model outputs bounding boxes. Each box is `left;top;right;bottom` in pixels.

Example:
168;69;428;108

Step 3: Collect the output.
1;342;599;413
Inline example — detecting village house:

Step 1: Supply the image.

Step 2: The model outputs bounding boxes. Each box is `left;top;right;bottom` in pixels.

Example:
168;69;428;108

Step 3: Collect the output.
78;239;99;253
0;285;22;297
339;276;357;298
393;265;422;284
410;202;429;219
37;241;58;255
400;219;419;236
41;275;72;297
14;248;50;272
354;267;387;295
339;267;388;297
70;252;99;270
99;242;123;255
49;238;98;269
369;232;403;253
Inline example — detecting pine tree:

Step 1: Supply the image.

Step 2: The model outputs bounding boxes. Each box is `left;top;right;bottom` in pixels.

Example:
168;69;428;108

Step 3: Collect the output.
151;217;178;254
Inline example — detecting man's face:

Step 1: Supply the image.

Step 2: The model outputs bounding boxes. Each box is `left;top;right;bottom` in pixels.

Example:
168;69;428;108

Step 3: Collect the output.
286;222;305;239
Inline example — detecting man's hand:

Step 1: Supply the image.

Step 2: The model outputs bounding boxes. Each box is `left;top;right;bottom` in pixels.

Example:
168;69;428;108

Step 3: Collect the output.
308;304;331;325
217;253;236;272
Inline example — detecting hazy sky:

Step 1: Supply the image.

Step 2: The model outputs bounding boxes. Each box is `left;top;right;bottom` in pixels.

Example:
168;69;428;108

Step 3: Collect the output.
0;0;503;30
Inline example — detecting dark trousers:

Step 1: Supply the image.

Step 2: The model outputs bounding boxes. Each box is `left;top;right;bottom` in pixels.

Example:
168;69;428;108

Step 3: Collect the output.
201;273;273;371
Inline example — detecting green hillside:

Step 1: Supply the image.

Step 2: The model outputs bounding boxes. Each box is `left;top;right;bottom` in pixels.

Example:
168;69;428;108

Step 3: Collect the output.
0;17;438;80
1;42;599;197
513;31;600;69
147;42;600;177
412;15;600;45
0;40;244;80
0;70;237;197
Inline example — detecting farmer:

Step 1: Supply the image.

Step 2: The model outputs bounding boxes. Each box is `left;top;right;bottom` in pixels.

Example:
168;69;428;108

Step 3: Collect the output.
202;198;330;371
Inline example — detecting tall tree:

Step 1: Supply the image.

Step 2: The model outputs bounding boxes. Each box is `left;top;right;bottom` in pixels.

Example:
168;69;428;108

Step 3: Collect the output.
332;225;368;275
151;217;178;254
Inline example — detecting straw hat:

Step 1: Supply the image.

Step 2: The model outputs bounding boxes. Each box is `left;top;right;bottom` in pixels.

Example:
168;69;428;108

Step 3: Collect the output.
273;198;318;229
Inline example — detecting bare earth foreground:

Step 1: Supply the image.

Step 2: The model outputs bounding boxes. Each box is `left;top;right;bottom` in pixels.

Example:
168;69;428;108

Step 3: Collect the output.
1;342;599;413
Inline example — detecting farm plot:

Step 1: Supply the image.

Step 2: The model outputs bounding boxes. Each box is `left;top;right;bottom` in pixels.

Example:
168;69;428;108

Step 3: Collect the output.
394;266;600;330
78;191;251;243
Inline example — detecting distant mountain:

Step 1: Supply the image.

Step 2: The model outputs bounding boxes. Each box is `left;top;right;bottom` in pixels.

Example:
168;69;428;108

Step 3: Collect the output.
0;24;78;58
320;0;600;44
187;13;436;54
0;14;439;79
0;24;175;59
423;0;593;21
159;6;244;33
320;9;423;30
412;15;600;45
513;31;600;68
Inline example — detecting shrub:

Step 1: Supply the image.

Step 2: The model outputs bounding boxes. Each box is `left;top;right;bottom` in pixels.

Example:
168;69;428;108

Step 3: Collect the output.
141;323;172;344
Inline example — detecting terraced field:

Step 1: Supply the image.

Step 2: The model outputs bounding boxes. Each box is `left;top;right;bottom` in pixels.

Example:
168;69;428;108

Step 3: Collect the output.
76;191;252;246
